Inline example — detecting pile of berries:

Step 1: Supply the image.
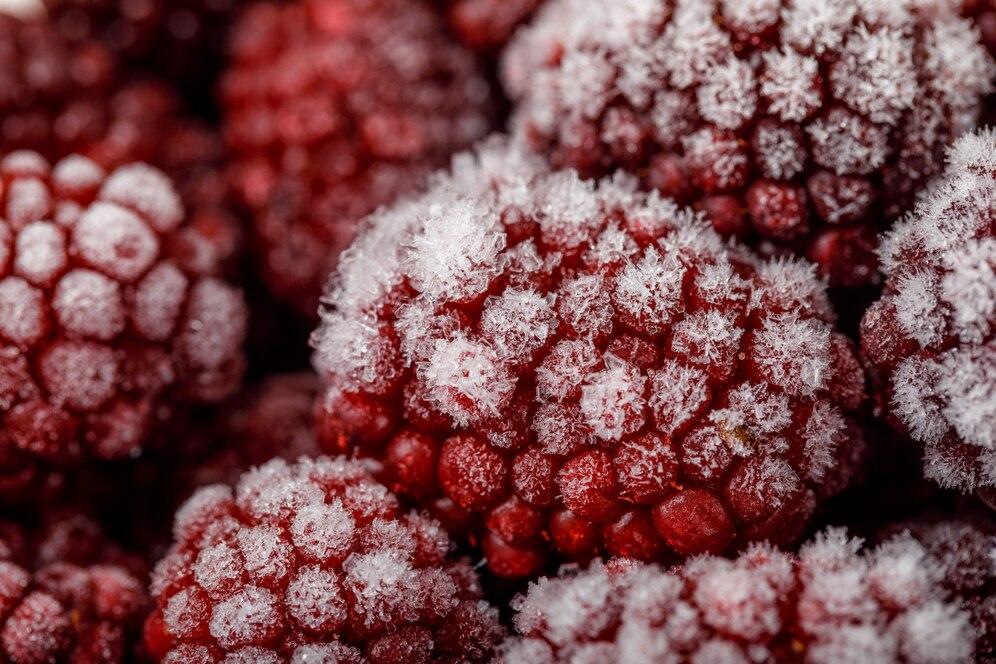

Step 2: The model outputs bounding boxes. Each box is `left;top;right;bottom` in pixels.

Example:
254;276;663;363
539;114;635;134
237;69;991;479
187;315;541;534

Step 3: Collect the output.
0;0;994;661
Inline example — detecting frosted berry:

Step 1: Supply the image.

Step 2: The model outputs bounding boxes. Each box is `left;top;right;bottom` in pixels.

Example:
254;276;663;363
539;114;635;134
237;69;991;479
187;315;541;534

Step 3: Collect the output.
0;512;148;664
497;524;993;663
222;0;492;315
442;0;545;51
145;456;503;662
501;0;995;286
861;129;996;495
312;138;867;578
0;152;247;501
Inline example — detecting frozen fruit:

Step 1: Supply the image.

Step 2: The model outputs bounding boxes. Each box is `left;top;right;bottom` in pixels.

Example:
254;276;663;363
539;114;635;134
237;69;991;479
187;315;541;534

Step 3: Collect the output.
442;0;545;51
861;129;995;495
42;0;237;102
0;151;247;501
497;524;992;663
501;0;995;286
221;0;493;315
0;14;240;270
965;0;996;58
145;456;503;662
0;511;148;664
312;137;867;578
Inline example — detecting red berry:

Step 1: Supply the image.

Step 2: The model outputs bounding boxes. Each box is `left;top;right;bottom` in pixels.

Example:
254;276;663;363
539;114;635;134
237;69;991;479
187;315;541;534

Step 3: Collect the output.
498;524;992;662
222;0;492;314
147;457;503;661
313;138;867;577
502;0;995;285
860;130;996;495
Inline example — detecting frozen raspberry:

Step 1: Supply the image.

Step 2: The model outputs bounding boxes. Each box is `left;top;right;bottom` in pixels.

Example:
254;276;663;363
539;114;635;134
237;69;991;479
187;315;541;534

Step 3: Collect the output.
496;524;992;663
860;129;995;495
501;0;995;286
221;0;493;315
0;511;148;664
312;138;867;578
41;0;236;102
144;456;503;662
0;14;240;269
965;1;996;58
442;0;545;51
0;151;247;502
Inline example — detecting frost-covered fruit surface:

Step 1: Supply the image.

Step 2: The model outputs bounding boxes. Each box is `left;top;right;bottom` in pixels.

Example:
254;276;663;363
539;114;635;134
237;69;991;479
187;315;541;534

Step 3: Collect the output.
0;152;247;495
501;0;995;287
443;0;545;51
222;0;492;316
860;129;995;495
965;0;996;57
0;511;148;664
497;524;994;663
312;138;867;578
144;456;503;662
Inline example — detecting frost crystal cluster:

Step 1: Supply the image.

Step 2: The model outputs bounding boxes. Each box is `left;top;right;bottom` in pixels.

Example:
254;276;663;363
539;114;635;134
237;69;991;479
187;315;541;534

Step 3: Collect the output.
497;523;995;663
144;456;502;663
312;137;867;578
862;129;996;493
0;151;247;496
501;0;994;285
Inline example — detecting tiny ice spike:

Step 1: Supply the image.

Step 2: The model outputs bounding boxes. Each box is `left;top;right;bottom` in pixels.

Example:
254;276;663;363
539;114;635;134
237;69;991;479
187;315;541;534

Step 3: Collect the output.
311;137;867;578
0;512;148;664
222;0;493;315
861;129;996;494
500;0;995;286
496;523;996;663
144;456;503;663
0;152;247;496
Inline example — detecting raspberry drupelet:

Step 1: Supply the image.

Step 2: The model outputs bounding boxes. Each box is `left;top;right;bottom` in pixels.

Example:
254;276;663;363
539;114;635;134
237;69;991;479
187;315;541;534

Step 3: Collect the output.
495;523;994;663
0;151;247;501
500;0;995;287
0;511;148;664
144;456;503;663
861;129;995;496
311;138;868;578
221;0;493;316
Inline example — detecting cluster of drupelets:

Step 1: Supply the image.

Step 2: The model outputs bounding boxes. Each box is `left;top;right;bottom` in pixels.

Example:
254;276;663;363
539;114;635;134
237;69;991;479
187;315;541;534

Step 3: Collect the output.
0;0;993;662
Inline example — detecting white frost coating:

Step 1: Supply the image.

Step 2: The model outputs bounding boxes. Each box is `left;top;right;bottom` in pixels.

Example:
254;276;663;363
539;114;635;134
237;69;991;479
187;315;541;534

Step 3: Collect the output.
0;277;46;347
72;202;159;282
99;163;184;233
580;356;646;441
209;585;282;650
697;58;757;130
760;49;822;123
419;334;516;426
52;269;125;341
648;360;710;436
285;566;347;631
612;245;685;334
290;499;356;563
14;221;66;286
501;527;978;663
751;314;831;396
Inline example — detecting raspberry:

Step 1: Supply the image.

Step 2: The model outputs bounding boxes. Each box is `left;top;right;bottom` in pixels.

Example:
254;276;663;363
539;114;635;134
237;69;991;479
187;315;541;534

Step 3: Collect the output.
0;15;240;272
145;456;503;662
0;151;247;501
496;524;992;663
41;0;236;102
860;129;995;495
0;512;148;664
965;0;996;58
501;0;995;286
221;0;493;316
441;0;545;51
312;138;867;578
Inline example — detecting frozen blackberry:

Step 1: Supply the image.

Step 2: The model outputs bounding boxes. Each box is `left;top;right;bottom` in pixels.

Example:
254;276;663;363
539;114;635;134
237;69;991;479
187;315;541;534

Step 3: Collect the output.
144;456;503;662
861;129;995;495
221;0;493;315
442;0;544;51
0;151;247;501
501;0;995;286
496;524;992;663
0;511;148;664
312;138;867;578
